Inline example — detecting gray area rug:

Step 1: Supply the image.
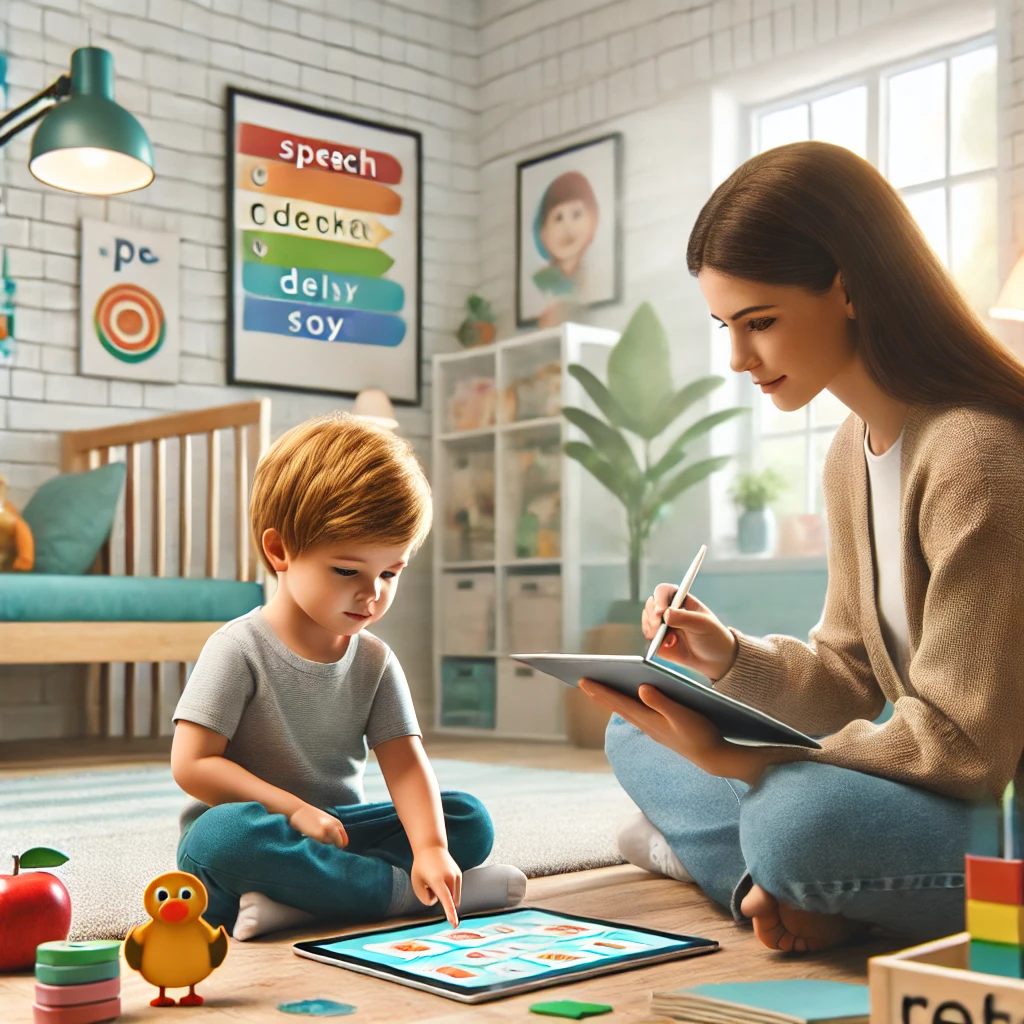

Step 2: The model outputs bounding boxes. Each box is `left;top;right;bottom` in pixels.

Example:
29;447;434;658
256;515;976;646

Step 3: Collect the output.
1;759;636;940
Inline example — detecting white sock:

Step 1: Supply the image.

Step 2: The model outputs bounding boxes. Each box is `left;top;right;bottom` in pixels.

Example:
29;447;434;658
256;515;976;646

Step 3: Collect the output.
388;864;528;918
232;891;314;941
616;811;694;883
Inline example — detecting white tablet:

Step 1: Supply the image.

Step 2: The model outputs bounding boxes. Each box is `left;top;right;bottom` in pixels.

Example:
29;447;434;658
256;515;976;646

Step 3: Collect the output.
512;653;821;749
294;907;719;1004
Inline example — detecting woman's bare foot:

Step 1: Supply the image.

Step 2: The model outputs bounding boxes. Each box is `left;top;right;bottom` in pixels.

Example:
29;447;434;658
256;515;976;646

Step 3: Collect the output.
740;883;871;953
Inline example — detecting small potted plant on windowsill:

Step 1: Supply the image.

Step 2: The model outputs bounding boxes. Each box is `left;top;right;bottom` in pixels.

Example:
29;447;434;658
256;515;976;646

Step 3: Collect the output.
730;468;787;555
456;294;496;348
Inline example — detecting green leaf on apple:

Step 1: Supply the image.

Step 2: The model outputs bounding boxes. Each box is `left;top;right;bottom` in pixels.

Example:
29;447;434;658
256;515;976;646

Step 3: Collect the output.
18;847;69;869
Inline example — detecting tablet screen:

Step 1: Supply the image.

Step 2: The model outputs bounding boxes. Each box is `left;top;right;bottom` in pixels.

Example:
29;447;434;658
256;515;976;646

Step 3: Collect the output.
295;908;717;997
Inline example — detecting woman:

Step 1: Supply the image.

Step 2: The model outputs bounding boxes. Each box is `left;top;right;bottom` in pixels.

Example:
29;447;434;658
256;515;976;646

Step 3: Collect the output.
581;141;1024;954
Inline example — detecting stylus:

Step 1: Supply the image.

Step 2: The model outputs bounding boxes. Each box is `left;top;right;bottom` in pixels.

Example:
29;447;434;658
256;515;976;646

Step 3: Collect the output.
645;544;707;662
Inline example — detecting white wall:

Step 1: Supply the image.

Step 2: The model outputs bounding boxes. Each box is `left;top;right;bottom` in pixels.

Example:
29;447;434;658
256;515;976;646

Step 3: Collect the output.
0;0;480;739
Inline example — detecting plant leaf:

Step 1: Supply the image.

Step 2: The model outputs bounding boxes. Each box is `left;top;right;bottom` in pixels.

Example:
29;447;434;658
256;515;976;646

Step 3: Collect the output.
566;364;637;431
606;303;673;434
562;407;642;486
19;847;69;869
647;376;726;437
646;445;689;483
563;442;633;506
644;455;732;519
646;408;748;482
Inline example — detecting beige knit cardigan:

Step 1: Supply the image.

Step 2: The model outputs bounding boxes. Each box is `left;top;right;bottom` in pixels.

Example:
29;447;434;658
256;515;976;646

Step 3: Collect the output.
713;402;1024;802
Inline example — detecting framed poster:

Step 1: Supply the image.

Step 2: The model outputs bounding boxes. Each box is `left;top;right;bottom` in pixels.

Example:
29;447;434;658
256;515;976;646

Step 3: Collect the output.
79;219;180;383
227;88;422;404
516;133;623;327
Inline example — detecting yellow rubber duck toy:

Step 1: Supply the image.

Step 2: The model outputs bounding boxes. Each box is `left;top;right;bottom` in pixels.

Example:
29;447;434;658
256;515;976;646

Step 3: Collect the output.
124;871;228;1007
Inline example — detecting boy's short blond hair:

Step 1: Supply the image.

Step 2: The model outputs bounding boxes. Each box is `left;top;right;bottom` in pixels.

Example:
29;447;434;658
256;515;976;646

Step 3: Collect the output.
250;413;432;573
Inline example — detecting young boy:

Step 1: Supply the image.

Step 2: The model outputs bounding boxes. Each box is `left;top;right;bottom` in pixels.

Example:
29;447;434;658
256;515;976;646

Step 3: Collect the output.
170;413;526;941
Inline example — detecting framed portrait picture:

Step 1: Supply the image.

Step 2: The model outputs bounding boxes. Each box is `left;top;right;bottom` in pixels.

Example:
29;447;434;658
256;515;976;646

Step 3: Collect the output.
516;133;623;327
226;88;422;404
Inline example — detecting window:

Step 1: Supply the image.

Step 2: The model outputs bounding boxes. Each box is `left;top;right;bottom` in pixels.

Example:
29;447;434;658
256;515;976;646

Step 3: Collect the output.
730;36;997;533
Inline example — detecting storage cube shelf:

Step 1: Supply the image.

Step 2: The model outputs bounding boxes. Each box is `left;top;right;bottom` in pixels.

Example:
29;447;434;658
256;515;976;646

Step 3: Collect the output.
432;323;623;740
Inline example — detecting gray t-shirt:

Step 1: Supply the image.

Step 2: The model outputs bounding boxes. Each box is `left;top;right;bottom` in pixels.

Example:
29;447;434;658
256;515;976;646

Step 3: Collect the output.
172;607;420;834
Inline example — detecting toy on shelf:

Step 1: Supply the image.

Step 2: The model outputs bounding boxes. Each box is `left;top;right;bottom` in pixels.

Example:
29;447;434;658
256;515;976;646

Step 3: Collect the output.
0;474;35;572
0;847;71;971
966;783;1024;978
123;871;228;1008
34;940;122;1023
448;376;497;431
456;294;496;348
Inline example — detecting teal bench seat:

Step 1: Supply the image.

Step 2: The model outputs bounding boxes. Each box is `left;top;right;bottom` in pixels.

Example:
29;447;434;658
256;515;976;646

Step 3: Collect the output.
0;575;263;623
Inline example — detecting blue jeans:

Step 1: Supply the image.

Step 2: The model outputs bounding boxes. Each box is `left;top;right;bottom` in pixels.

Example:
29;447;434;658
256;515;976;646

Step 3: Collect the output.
605;714;971;942
178;791;494;932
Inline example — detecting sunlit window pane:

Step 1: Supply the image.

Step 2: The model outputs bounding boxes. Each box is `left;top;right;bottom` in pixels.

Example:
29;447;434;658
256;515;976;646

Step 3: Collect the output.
811;87;868;159
810;390;850;428
760;436;806;521
951;176;998;313
759;385;807;437
887;61;946;187
902;187;948;267
951;46;997;175
759;104;809;153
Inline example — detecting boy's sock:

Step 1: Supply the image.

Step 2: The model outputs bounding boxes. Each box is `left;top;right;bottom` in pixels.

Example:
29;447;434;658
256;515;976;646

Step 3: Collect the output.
616;810;694;883
386;864;527;919
232;891;314;941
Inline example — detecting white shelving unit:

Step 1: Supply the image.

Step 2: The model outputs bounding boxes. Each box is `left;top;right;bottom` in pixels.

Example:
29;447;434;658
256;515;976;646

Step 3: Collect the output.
431;322;623;740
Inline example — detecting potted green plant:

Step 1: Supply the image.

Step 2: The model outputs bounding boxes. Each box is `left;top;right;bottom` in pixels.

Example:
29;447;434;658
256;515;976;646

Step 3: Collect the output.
456;294;496;348
562;301;748;620
729;468;787;554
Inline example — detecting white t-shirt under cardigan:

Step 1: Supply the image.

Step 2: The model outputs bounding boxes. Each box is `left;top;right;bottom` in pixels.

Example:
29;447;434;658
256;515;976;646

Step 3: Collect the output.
864;427;911;686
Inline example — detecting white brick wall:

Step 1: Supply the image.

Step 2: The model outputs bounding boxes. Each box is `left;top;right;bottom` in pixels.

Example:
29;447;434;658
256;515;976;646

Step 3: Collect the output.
0;0;480;740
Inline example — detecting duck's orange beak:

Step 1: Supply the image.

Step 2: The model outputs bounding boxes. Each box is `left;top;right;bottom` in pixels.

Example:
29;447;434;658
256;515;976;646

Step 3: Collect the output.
159;899;188;922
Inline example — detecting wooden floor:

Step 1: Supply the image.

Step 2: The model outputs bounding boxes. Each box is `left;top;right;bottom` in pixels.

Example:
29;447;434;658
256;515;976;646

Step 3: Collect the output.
0;737;904;1021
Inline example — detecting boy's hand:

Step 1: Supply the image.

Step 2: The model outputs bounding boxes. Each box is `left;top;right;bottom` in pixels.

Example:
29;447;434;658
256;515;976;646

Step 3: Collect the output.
411;846;462;927
288;803;349;848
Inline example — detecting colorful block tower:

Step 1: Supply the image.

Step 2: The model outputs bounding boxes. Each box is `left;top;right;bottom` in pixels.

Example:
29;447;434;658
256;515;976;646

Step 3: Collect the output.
33;940;121;1023
966;782;1024;979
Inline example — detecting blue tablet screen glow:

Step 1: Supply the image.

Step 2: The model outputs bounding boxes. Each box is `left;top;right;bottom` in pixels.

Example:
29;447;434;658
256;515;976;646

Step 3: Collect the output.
314;909;702;989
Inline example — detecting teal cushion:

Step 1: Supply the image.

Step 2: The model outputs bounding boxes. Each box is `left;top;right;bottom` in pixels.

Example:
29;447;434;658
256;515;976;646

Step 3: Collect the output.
0;575;263;622
21;463;127;575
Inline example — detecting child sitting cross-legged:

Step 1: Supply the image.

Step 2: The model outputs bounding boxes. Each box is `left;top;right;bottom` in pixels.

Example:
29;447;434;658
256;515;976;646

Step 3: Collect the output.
170;413;526;940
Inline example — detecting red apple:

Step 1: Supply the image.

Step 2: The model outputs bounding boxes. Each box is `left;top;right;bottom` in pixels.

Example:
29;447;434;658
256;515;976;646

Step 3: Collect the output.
0;847;72;971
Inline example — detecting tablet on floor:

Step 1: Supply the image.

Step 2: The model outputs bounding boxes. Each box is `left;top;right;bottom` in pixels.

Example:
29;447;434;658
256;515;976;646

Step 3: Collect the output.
293;907;719;1004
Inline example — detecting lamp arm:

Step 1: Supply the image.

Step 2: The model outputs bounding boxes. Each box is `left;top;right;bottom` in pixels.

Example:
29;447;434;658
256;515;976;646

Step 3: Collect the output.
0;75;71;147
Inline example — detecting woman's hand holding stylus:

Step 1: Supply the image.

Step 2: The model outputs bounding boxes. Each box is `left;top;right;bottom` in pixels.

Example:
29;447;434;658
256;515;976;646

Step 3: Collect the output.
641;586;738;681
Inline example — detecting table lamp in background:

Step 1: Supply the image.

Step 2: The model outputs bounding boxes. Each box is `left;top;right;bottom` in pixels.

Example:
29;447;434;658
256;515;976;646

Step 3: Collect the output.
351;389;398;431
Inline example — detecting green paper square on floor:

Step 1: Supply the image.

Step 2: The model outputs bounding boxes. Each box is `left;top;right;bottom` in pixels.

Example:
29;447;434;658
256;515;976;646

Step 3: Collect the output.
529;1000;613;1019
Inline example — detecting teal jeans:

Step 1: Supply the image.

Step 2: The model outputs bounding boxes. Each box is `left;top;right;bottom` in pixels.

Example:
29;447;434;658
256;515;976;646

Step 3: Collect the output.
177;791;493;932
605;714;973;942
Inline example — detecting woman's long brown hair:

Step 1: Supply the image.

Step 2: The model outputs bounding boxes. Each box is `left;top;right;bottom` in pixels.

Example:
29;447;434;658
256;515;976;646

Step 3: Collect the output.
686;141;1024;412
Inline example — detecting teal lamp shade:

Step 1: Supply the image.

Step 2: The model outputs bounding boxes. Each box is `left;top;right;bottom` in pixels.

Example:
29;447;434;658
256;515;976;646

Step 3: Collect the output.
29;48;153;195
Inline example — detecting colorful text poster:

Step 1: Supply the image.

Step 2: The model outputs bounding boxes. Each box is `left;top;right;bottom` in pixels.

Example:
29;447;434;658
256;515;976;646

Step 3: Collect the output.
227;89;421;403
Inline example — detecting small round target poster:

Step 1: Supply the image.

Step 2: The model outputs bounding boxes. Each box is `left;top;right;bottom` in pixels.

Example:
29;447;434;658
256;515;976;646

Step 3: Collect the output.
79;218;180;383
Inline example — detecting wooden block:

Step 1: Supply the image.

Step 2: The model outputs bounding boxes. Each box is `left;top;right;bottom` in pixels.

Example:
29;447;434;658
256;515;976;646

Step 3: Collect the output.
966;855;1024;905
970;939;1024;978
967;899;1024;945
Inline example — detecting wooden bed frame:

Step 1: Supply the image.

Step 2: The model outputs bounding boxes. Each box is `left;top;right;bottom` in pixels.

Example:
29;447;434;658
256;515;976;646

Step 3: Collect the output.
0;399;271;739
